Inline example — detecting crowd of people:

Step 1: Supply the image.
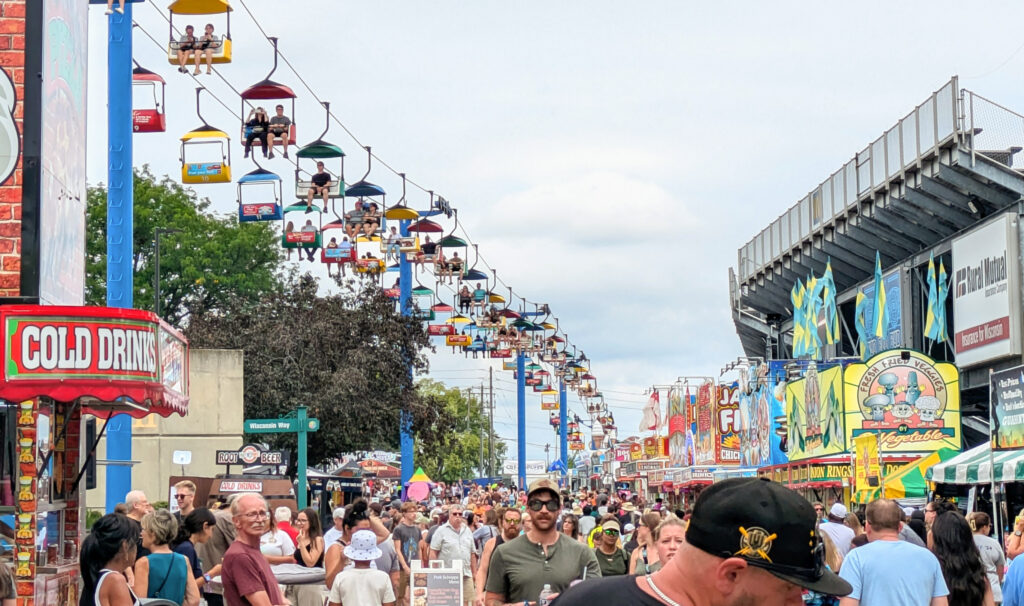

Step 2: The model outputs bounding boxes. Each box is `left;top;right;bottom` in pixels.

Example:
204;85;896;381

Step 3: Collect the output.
76;476;1024;606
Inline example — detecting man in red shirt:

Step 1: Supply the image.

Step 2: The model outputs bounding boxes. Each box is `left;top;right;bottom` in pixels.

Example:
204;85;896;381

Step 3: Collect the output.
274;506;299;544
221;493;287;606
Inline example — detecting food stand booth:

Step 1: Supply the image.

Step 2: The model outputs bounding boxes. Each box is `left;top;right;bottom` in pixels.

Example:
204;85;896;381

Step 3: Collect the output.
0;306;188;606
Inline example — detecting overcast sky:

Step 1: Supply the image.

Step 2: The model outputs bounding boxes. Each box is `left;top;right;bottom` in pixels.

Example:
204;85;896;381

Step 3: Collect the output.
86;1;1024;464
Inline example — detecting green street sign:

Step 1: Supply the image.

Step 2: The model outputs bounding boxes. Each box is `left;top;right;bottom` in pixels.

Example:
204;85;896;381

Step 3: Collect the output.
245;418;298;433
242;408;320;511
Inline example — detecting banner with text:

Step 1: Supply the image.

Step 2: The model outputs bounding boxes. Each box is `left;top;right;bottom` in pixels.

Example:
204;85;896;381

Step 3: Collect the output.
993;365;1024;450
843;350;961;454
952;213;1021;367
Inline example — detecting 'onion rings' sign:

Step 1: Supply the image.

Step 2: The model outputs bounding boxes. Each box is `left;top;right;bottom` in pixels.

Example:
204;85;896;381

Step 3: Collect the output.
0;306;189;416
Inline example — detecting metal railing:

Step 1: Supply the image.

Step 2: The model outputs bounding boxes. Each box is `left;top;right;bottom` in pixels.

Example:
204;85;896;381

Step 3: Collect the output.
737;78;961;283
962;88;1024;169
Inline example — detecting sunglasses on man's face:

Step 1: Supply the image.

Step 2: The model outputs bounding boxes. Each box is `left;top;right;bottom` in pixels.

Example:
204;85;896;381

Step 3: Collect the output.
175;494;192;500
528;500;559;512
603;529;620;536
504;518;521;526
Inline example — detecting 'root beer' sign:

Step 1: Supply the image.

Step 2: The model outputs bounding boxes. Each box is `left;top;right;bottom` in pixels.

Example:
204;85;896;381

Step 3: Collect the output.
0;306;189;417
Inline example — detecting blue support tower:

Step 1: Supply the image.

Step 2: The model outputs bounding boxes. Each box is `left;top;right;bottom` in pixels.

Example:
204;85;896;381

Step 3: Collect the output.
104;5;135;514
399;218;414;486
517;351;526;491
559;379;567;479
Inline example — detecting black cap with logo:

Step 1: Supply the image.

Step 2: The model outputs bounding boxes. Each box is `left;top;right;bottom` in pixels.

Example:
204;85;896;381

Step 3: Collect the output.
685;477;852;596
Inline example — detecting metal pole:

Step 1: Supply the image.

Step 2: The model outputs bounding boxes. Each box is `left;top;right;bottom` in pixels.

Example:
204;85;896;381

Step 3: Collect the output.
399;218;415;488
559;379;568;478
517;350;526;491
989;369;1000;537
297;406;308;510
479;384;485;478
105;3;135;515
489;366;494;477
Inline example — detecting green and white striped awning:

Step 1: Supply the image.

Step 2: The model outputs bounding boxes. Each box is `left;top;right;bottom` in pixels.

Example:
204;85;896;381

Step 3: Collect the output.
926;444;1024;485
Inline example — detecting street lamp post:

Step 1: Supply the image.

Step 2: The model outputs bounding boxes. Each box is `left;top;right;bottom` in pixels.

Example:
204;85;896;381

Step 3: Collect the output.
154;227;181;318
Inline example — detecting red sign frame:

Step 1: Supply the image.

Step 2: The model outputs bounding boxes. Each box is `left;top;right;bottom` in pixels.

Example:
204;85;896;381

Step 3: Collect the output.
0;306;189;417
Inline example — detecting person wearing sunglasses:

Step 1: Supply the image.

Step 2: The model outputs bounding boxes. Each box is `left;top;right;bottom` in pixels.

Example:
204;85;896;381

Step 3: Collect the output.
553;478;852;606
174;480;197;521
221;493;287;606
594;520;630;577
475;508;523;606
484;479;601;606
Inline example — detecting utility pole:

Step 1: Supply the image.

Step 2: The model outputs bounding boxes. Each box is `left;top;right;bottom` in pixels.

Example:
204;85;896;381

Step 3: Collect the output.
479;383;485;478
489;366;495;476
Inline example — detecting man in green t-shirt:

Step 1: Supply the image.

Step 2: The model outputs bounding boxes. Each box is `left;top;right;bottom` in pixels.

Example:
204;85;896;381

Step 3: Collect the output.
484;479;600;605
592;520;629;577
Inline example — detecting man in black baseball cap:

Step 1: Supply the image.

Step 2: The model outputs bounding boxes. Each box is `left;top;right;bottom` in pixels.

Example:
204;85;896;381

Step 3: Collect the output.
553;477;852;606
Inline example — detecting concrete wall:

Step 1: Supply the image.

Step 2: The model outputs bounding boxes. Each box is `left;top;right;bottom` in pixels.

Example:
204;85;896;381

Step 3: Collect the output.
86;348;245;512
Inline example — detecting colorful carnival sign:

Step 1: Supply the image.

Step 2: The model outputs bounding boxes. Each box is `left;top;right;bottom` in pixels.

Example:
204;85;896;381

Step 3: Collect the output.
853;433;881;488
0;306;189;416
695;380;715;464
716;383;741;464
993;365;1024;450
843;350;961;453
785;363;845;462
667;386;687;466
737;361;788;468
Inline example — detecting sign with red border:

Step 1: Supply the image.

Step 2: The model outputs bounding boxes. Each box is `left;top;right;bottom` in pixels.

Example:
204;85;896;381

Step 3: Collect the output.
0;306;189;417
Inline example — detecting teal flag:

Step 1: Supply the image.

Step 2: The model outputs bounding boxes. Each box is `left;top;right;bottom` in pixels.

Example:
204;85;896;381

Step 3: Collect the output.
936;259;949;343
924;253;940;341
871;252;888;338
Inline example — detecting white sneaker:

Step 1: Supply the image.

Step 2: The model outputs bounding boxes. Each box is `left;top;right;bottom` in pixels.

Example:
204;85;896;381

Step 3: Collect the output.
114;6;124;13
104;9;113;14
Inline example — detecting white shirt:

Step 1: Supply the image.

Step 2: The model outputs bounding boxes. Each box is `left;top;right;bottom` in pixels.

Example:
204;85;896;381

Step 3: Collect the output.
430;522;474;578
328;567;395;606
324;526;345;546
260;529;296;557
975;533;1006;602
819;520;855;556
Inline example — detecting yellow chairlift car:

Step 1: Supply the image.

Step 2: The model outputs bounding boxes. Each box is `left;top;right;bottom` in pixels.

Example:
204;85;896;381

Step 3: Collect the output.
180;88;231;184
167;0;233;65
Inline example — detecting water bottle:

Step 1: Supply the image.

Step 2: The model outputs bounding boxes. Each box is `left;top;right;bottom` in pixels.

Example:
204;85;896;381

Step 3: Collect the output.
539;584;554;606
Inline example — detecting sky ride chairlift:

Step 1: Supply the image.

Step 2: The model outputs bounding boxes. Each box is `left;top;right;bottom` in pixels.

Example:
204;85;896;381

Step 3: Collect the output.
347;147;387;274
240;37;296;157
237;163;283;222
166;0;233;65
180;87;231;184
296;101;345;207
132;63;166;133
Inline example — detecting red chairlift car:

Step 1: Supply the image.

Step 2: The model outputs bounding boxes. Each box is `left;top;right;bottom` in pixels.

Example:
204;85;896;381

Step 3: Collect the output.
132;64;166;133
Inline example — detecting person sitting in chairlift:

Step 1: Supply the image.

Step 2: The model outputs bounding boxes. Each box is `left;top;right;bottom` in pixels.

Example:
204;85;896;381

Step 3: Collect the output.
446;252;463;284
459;285;472;313
300;219;318;262
345;200;365;239
243;107;269;159
385;226;402;262
175;25;197;74
194;23;218;75
105;0;125;15
267;104;292;159
307;161;332;213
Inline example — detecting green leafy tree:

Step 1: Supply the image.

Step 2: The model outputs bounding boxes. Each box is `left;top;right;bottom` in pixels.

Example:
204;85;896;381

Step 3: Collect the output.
86;166;283;325
415;379;506;482
184;275;453;472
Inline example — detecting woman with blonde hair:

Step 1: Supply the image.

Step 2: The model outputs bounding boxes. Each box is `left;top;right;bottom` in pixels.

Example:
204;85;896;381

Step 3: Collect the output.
629;513;663;575
844;512;864;537
651;516;687;571
133;510;200;606
803;531;842;606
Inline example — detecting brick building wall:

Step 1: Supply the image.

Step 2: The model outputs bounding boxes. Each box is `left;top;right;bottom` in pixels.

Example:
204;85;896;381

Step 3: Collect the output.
0;0;23;297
